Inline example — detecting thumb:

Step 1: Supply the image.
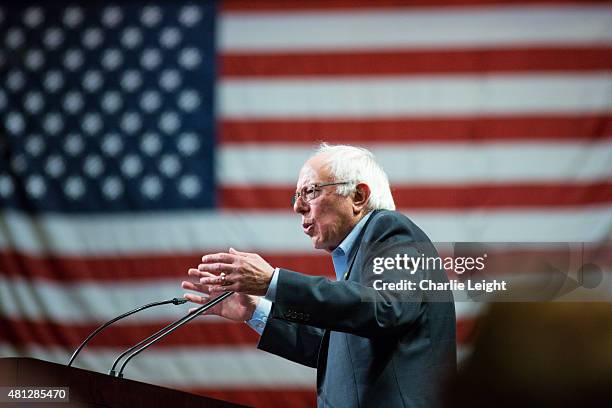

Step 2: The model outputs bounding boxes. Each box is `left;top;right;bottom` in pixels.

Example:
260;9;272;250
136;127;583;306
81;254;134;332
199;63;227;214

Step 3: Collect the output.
229;247;249;256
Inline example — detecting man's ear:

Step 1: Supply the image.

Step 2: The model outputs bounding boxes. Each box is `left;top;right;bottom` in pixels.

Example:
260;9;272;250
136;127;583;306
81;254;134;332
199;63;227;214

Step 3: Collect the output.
352;183;371;214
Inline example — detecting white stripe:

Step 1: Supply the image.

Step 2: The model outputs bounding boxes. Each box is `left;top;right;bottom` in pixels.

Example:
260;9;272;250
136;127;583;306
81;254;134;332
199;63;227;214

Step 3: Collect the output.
409;208;612;242
0;345;316;387
0;275;486;322
455;301;486;320
0;208;611;255
220;6;612;51
219;74;612;118
0;276;193;322
218;143;612;184
0;209;305;254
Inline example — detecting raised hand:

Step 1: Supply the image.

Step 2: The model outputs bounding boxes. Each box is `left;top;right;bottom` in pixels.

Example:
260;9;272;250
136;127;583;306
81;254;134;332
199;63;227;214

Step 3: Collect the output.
196;248;275;296
182;268;259;322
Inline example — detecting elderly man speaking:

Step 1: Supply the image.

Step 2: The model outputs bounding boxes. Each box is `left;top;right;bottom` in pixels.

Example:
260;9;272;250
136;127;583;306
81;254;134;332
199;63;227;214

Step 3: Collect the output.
182;144;456;407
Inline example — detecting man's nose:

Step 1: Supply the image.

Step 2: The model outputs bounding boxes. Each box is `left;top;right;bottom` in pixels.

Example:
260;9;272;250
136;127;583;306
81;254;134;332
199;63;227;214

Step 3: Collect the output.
293;196;308;214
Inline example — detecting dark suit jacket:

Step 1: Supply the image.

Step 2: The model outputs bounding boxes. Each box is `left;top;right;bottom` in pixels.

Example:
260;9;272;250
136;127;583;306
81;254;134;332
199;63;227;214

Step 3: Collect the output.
258;210;457;407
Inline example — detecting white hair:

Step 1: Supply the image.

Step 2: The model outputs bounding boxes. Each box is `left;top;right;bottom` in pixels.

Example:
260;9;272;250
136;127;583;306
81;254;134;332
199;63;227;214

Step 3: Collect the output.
314;143;396;211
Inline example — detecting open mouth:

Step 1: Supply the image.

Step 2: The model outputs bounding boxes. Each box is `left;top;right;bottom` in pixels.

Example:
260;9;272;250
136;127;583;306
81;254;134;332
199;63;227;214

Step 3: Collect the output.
302;222;314;235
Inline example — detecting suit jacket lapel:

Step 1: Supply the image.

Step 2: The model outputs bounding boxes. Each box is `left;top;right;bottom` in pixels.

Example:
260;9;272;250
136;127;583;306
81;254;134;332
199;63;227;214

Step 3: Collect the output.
317;211;381;386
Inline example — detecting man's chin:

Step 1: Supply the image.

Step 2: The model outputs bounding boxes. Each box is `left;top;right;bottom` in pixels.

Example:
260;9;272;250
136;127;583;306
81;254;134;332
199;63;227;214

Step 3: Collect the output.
312;239;334;253
311;237;324;250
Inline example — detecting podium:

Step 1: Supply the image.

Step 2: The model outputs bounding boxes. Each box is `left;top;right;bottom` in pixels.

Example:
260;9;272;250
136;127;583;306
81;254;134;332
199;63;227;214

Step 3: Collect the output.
0;358;245;407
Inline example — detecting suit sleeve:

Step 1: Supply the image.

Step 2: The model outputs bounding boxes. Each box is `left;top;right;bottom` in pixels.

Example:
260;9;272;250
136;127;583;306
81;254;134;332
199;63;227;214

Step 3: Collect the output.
257;309;325;368
270;212;433;338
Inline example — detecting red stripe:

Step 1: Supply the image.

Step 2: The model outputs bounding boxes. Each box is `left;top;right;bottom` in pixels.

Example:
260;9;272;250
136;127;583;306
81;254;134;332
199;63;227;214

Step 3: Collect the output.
184;388;315;408
222;0;612;12
220;182;612;210
221;48;612;77
0;251;334;282
0;318;255;347
456;317;479;345
0;316;477;348
219;115;612;144
0;317;259;348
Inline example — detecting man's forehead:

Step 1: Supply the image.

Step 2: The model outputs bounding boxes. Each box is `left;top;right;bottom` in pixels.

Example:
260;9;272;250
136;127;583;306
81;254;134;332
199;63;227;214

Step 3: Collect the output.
296;168;315;190
297;156;329;187
298;165;316;180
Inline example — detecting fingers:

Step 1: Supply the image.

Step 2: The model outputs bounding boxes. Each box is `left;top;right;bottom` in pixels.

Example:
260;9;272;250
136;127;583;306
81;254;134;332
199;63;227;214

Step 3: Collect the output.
184;268;228;299
197;262;235;274
188;268;221;281
198;273;226;285
201;252;236;264
201;274;236;294
229;247;251;256
208;282;237;295
182;280;212;294
181;281;196;291
188;268;226;283
185;255;241;300
184;263;231;316
185;293;228;318
183;292;210;304
188;268;209;277
200;270;240;288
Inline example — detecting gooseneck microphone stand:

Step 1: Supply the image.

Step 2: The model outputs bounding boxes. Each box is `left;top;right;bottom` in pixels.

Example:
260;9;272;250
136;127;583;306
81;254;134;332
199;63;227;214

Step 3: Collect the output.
67;297;187;367
113;292;235;378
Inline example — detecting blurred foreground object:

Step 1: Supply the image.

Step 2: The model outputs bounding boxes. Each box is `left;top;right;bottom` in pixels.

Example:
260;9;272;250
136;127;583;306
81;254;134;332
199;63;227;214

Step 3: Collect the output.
446;302;612;407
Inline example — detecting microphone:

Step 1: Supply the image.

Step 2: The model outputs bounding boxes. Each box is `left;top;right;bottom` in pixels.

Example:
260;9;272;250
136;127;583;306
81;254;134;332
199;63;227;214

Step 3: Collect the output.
114;292;234;378
67;297;187;367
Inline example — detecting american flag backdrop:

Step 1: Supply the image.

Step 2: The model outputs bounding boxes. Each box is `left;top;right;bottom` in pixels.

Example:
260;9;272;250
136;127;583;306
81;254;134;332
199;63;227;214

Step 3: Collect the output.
1;1;612;407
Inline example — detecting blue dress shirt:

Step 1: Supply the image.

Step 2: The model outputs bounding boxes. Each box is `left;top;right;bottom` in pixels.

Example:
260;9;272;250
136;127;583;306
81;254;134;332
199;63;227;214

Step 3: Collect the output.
246;212;372;334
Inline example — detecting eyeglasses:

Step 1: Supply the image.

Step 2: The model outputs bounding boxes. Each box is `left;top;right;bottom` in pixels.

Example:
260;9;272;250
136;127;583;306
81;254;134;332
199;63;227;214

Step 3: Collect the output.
291;181;351;207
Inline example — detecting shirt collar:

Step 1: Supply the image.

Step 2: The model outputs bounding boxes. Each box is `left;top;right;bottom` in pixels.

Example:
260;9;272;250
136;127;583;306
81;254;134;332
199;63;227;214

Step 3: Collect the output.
331;212;372;280
332;211;372;260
